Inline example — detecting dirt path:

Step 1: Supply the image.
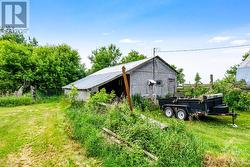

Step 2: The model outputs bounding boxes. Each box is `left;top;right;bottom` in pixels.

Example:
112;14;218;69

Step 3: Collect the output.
0;102;100;167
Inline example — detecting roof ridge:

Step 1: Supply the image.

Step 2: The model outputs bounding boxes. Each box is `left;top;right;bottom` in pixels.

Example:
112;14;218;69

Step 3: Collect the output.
62;55;177;90
100;56;151;69
89;57;153;76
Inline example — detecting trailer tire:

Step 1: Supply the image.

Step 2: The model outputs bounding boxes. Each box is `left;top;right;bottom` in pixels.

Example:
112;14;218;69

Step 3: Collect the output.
176;109;188;120
164;107;174;118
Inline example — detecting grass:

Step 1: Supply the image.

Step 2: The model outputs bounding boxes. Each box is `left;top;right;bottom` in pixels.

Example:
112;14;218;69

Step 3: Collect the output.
141;109;250;166
0;95;34;107
0;101;100;167
66;99;205;167
1;96;249;166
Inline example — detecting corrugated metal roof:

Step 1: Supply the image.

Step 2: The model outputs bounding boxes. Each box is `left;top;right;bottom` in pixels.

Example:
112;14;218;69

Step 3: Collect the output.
91;58;150;76
239;56;250;68
63;72;121;90
62;56;176;90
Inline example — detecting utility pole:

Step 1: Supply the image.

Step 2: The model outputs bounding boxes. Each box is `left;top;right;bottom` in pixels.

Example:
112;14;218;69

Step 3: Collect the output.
152;48;157;80
153;48;156;57
210;74;214;88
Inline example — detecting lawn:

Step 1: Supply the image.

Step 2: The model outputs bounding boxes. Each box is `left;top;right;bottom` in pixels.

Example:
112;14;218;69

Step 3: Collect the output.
1;100;249;166
142;109;250;166
0;101;100;167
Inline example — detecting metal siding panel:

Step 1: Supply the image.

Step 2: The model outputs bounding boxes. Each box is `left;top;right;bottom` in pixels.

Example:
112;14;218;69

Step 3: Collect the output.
236;67;250;85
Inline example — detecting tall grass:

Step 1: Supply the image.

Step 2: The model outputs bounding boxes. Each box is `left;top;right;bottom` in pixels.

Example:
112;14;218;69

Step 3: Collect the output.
66;105;149;166
0;95;34;107
105;103;204;166
0;94;63;107
66;89;205;166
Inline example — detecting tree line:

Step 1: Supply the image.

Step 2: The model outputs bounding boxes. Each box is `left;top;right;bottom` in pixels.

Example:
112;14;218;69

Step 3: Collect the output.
0;31;185;95
0;31;85;94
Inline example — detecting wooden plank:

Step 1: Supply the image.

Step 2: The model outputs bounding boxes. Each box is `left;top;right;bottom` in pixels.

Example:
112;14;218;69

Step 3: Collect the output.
102;127;158;161
140;114;168;130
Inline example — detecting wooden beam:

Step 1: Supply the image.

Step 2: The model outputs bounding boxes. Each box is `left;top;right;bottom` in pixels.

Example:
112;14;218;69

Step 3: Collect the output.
102;127;158;161
122;66;133;112
140;114;168;130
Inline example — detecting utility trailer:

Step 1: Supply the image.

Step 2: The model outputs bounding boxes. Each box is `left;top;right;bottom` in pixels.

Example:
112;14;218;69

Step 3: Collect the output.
158;93;237;124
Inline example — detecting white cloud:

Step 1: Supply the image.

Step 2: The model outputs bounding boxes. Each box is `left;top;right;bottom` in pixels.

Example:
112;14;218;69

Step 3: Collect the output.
153;39;163;43
247;33;250;36
209;36;231;43
119;38;141;44
230;39;248;45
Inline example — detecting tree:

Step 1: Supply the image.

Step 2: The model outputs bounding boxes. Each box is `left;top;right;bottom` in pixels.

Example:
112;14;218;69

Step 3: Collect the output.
194;72;201;86
89;44;122;73
0;31;26;44
242;51;249;61
0;39;86;94
120;50;146;64
28;37;39;46
226;64;239;77
31;44;86;92
171;65;185;85
0;28;38;46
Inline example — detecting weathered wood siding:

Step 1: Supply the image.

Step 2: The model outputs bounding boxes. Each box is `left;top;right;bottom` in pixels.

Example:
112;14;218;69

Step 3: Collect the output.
130;58;177;97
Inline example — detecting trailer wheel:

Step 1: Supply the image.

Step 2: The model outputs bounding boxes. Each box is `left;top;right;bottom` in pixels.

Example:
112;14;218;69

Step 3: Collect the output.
176;109;188;120
164;107;174;118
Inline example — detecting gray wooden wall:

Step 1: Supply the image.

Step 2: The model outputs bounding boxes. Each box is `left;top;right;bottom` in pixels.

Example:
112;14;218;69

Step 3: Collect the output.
130;58;177;97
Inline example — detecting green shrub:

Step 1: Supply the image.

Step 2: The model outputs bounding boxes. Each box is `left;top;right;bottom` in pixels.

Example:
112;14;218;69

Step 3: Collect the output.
224;88;242;109
88;88;115;105
183;85;209;97
0;95;34;107
210;77;250;110
132;94;159;111
86;88;115;112
67;84;79;105
181;76;250;111
237;91;250;111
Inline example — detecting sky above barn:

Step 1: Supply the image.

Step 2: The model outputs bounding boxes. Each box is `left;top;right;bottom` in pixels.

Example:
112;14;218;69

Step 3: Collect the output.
30;0;250;83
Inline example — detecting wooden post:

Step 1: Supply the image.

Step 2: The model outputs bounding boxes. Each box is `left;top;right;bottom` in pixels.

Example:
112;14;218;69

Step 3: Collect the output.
210;74;214;88
122;66;133;112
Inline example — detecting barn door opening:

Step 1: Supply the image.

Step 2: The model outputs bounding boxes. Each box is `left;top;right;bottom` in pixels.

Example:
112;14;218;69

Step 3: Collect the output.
99;75;129;97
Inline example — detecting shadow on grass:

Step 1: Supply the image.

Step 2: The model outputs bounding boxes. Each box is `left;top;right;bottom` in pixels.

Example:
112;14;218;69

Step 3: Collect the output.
191;115;236;127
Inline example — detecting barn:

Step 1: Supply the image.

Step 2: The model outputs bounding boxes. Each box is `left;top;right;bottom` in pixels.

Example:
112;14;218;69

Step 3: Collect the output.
236;56;250;88
62;56;177;101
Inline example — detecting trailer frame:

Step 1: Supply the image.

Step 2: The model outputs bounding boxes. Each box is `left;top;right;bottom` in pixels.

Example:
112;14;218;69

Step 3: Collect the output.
159;94;238;125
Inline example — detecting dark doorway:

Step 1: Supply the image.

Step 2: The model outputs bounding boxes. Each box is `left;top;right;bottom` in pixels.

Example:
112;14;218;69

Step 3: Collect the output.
99;75;130;97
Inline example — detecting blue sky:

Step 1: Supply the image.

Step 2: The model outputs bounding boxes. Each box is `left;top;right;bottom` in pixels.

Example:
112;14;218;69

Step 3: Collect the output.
29;0;250;83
